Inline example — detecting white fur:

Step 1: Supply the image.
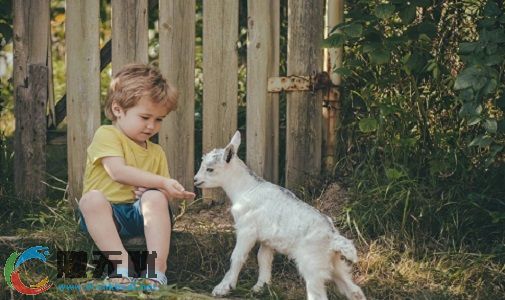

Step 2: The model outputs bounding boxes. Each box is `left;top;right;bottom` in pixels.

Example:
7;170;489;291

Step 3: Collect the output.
194;131;366;300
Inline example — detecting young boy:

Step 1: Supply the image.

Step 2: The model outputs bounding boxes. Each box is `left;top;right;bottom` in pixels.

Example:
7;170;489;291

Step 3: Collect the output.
78;64;195;287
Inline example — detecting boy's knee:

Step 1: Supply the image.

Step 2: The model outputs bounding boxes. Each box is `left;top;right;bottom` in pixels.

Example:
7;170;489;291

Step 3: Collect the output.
141;190;167;208
79;190;110;213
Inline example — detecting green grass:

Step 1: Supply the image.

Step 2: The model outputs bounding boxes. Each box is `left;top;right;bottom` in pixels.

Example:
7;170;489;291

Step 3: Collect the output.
1;135;504;299
1;182;504;299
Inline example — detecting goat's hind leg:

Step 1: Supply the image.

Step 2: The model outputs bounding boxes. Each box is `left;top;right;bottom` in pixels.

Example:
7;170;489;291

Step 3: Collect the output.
212;231;256;297
252;243;274;292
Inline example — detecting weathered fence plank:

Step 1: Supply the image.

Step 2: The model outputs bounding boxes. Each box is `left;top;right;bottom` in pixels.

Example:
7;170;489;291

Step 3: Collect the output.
66;0;101;209
159;0;196;199
202;0;239;203
285;0;324;190
111;0;148;74
13;0;50;200
246;0;280;184
14;65;48;200
322;0;344;172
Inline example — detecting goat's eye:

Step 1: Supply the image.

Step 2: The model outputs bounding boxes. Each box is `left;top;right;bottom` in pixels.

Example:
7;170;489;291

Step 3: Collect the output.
206;168;214;173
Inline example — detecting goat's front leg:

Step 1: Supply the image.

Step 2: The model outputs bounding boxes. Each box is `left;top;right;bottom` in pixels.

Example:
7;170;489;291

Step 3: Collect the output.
252;243;274;292
212;231;256;296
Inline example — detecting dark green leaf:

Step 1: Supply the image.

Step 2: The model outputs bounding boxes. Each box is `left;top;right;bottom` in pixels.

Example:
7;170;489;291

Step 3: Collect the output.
484;119;498;133
412;0;431;8
469;135;492;147
458;42;478;55
467;116;481;126
359;117;378;133
362;42;379;53
459;102;482;117
368;49;390;65
483;1;500;17
485;54;504;66
399;5;416;24
482;78;497;95
417;21;437;38
374;4;396;19
403;53;427;75
454;66;483;90
334;67;352;76
473;76;488;91
322;33;345;48
478;18;496;28
341;23;363;38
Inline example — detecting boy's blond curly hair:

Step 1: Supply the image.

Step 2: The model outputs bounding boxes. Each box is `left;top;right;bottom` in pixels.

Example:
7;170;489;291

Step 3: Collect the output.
105;64;178;121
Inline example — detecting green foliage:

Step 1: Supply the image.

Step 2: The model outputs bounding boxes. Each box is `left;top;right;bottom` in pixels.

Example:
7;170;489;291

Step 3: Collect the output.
0;0;12;49
324;0;505;248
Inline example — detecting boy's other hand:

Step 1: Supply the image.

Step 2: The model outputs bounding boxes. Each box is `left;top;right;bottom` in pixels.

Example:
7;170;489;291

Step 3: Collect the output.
162;179;196;200
133;186;147;199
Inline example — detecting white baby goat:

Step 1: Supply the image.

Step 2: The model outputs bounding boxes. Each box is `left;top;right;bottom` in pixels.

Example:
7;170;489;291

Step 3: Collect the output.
194;131;366;300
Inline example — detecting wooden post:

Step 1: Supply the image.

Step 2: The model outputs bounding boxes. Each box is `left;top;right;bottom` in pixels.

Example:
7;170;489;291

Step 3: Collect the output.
14;65;48;200
246;0;280;184
323;0;344;172
202;0;238;203
285;0;324;190
159;0;196;206
111;0;148;74
13;0;50;201
66;0;101;209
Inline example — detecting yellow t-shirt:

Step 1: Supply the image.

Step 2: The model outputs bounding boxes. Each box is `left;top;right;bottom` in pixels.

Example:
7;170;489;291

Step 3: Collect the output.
82;125;170;203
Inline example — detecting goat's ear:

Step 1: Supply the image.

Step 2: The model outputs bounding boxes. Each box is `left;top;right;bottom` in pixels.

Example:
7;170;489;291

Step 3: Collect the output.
229;130;241;149
223;131;241;163
223;144;235;163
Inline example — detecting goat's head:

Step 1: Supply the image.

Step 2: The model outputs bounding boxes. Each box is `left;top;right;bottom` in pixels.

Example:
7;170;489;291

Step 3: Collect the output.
194;130;241;189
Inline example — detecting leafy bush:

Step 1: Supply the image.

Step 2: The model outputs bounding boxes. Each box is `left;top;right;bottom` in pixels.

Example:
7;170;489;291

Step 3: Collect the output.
325;0;505;249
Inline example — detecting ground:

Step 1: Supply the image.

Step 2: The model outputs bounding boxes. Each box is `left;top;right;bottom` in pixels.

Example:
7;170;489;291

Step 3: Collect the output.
1;182;503;299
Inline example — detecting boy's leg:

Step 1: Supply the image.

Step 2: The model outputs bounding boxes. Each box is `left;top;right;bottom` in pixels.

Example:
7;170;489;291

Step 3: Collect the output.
79;190;130;276
140;190;171;275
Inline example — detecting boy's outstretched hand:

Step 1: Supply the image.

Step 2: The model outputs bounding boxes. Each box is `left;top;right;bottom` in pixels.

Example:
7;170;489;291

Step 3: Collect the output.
161;178;196;200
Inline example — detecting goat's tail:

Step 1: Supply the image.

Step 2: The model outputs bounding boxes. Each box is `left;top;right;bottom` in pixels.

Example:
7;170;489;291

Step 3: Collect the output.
331;234;358;263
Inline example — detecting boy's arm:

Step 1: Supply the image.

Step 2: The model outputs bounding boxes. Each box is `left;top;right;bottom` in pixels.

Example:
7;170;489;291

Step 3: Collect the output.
101;156;195;199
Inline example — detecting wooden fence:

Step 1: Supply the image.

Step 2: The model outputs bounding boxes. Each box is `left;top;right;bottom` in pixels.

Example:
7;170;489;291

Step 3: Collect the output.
12;0;343;208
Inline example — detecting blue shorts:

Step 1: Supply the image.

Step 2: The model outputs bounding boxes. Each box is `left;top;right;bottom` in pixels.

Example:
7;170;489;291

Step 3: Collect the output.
78;194;175;238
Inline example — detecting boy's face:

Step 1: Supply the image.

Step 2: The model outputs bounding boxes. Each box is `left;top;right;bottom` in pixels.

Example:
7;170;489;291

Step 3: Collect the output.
112;96;170;146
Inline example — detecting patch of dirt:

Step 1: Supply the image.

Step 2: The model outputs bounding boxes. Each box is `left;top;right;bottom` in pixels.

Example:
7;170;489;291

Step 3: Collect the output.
314;182;350;219
174;201;234;234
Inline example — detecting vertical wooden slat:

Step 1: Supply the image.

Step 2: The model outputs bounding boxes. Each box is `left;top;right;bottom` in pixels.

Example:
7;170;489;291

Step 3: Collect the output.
111;0;148;74
285;0;324;190
203;0;239;203
66;0;101;209
246;0;280;184
47;20;56;128
13;0;50;200
323;0;344;172
159;0;196;198
14;65;48;200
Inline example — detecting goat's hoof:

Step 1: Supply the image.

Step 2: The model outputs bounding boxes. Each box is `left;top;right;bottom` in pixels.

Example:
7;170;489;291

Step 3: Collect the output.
212;282;231;297
251;282;265;293
351;290;366;300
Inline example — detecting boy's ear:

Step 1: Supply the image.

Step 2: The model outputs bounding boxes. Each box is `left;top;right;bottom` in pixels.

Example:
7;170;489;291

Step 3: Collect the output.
111;101;123;118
